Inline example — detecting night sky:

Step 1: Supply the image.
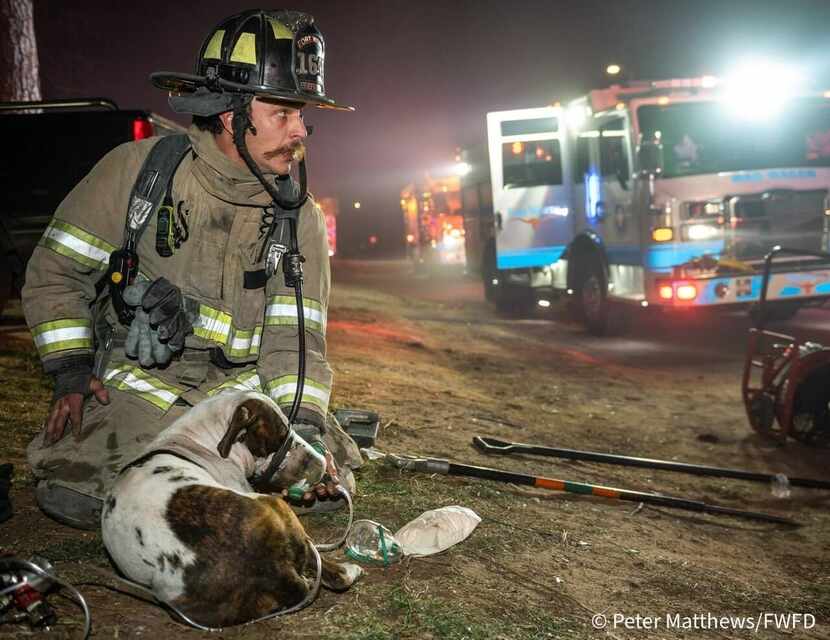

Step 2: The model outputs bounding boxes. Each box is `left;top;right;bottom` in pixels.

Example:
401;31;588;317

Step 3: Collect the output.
31;0;830;253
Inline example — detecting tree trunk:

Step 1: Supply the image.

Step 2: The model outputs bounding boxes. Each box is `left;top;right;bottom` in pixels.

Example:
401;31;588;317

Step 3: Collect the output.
0;0;41;102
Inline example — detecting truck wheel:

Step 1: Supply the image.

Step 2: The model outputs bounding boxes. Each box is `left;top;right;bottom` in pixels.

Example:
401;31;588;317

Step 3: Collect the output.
494;285;534;316
576;263;626;336
482;256;534;316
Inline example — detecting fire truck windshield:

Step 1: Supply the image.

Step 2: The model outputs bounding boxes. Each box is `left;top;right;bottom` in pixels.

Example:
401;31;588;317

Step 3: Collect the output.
637;98;830;178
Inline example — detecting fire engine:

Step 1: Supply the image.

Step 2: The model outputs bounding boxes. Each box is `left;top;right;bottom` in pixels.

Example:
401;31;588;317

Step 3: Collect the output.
316;196;338;257
401;173;466;268
473;66;830;333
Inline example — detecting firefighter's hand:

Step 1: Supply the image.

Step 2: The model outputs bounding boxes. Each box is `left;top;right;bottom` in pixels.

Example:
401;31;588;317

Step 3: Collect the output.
44;377;109;446
309;452;341;502
279;453;341;504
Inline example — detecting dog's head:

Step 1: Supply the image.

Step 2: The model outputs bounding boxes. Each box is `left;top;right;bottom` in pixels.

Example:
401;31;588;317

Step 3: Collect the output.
216;395;326;492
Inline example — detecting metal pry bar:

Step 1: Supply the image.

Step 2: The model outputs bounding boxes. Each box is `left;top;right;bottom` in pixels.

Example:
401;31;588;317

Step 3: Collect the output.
385;453;798;527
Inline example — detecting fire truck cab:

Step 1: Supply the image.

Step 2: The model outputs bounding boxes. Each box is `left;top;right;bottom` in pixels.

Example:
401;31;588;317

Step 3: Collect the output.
483;72;830;333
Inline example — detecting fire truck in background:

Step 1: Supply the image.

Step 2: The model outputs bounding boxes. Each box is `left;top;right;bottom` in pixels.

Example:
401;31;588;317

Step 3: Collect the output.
401;173;466;269
316;196;338;257
471;66;830;333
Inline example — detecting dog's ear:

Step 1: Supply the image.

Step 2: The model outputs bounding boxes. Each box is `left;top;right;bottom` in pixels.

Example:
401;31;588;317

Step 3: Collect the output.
217;401;255;459
218;398;290;459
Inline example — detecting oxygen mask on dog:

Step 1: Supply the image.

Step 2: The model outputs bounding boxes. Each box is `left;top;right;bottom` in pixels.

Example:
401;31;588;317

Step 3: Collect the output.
251;432;326;494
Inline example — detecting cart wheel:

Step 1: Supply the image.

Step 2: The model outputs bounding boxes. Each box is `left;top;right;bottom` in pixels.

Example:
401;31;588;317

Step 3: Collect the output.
791;366;830;448
747;391;784;440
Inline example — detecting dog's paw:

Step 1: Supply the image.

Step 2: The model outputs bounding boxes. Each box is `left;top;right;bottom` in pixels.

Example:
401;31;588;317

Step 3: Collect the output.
342;562;364;585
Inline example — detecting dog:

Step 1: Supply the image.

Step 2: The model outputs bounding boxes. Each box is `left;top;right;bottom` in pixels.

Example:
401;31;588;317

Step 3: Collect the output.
101;390;362;628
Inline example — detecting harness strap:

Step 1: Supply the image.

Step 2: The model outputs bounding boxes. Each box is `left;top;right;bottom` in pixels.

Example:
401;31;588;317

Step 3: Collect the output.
105;134;192;324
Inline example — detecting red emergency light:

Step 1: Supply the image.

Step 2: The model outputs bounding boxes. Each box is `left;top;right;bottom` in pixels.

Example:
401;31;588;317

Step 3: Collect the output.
132;117;154;140
656;280;698;302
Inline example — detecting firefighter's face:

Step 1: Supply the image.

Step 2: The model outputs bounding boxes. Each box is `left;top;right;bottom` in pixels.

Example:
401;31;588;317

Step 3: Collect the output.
226;98;308;176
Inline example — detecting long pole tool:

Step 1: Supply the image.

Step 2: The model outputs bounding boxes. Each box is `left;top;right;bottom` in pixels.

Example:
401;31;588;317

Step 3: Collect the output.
473;436;830;490
385;454;798;527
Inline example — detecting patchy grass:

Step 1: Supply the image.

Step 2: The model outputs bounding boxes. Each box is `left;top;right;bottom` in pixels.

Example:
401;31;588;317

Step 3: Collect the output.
2;264;829;639
0;343;52;478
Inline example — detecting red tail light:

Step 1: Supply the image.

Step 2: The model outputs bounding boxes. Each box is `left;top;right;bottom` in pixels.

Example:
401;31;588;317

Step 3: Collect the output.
132;117;154;140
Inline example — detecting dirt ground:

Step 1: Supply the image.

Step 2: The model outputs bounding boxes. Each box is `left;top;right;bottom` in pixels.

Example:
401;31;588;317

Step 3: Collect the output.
0;258;828;639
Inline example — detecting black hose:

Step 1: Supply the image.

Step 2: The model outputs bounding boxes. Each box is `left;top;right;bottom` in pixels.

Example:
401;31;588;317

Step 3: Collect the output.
230;102;308;423
473;436;830;490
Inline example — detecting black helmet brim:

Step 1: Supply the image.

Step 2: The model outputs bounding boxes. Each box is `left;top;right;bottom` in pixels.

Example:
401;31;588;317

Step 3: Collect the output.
151;71;355;113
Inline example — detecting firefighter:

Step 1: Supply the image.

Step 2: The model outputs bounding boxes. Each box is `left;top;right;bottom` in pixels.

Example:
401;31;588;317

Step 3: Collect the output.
22;9;361;529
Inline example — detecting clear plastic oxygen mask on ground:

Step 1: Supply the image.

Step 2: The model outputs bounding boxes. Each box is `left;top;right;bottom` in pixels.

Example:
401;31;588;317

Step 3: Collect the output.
344;506;481;566
345;520;403;566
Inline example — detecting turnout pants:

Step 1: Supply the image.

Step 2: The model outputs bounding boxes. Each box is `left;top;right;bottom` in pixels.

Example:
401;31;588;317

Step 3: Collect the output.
27;352;362;529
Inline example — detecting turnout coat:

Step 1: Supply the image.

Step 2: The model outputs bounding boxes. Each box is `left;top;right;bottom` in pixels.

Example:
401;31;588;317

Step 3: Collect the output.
23;125;334;501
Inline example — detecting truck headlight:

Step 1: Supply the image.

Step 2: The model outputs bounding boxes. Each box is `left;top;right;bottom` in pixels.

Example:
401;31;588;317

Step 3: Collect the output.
683;223;721;241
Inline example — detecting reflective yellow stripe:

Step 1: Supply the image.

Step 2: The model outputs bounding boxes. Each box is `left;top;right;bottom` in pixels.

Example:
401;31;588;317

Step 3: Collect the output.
203;29;225;59
206;369;262;396
265;295;326;334
230;32;257;64
194;305;233;345
264;374;330;412
103;364;184;411
31;318;93;357
192;304;262;359
227;325;263;358
39;220;115;270
268;18;293;40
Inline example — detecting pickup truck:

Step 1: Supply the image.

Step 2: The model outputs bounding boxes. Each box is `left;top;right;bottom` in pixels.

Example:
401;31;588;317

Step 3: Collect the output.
0;98;184;314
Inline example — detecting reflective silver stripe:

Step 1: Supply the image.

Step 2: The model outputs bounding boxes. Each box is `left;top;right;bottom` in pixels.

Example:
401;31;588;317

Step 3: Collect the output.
194;305;233;345
267;303;325;328
103;365;183;411
265;375;330;411
228;326;262;357
32;326;91;348
39;220;115;270
265;296;326;333
207;369;263;396
30;318;93;357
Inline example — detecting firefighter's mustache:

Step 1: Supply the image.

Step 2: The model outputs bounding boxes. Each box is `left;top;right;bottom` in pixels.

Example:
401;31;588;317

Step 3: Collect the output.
265;143;305;161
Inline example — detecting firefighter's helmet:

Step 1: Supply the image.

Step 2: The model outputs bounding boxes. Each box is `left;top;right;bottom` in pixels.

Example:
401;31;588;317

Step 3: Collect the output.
151;9;353;115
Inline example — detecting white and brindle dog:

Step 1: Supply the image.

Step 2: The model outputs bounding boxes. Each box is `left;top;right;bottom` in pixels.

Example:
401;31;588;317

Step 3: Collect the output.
101;390;361;627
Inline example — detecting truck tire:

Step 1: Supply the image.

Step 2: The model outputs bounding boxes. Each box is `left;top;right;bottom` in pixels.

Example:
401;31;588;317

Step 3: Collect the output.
482;248;534;316
575;261;626;336
493;283;534;316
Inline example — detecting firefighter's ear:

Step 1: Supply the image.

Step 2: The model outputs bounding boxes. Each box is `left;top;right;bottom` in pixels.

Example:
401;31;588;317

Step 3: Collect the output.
217;110;234;135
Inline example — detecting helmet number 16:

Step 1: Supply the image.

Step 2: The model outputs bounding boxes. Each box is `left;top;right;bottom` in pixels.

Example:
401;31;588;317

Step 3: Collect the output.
297;52;321;75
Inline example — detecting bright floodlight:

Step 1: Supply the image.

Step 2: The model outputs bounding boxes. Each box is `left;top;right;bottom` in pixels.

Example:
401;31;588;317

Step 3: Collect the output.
606;64;621;76
723;59;805;120
453;161;472;176
566;103;590;128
